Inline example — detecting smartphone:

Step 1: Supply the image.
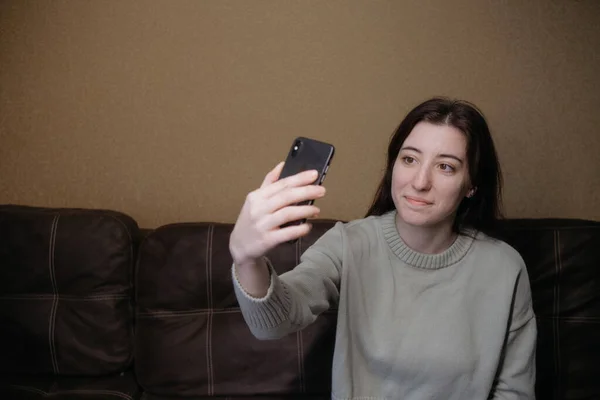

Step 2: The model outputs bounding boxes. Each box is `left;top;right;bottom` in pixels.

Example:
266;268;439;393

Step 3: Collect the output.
278;136;335;227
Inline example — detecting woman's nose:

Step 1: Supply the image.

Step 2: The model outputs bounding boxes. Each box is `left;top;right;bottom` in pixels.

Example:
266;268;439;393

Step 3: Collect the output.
411;166;432;191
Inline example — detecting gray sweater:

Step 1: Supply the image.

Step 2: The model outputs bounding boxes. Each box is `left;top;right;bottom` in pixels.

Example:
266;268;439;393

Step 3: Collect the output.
233;211;537;399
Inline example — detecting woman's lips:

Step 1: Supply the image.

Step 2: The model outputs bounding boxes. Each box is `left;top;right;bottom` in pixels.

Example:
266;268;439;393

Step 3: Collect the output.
405;196;432;206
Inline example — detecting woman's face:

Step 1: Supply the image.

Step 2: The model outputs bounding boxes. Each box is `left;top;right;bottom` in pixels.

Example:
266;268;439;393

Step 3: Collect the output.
391;121;473;231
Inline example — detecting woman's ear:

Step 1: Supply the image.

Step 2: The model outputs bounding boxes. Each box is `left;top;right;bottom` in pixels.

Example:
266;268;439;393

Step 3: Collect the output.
466;187;477;198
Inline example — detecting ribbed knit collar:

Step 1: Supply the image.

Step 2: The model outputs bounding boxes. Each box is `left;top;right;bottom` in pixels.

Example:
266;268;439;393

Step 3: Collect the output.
380;210;475;270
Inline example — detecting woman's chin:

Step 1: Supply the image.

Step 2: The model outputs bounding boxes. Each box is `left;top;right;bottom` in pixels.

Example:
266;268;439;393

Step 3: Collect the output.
396;208;434;228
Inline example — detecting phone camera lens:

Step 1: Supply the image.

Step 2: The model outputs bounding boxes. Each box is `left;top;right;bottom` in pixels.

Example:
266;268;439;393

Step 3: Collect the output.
291;140;302;157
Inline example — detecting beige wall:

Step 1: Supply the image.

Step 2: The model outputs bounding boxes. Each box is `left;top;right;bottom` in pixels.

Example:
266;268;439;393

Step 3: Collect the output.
1;0;599;227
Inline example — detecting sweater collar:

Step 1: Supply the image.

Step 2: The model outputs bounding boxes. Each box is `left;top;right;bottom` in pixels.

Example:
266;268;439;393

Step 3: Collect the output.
380;210;475;270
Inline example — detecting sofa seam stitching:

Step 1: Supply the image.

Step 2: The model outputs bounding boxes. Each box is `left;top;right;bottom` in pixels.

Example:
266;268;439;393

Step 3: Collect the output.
0;294;129;300
553;229;561;400
556;230;562;400
48;214;60;375
136;308;340;317
206;224;214;396
8;384;46;395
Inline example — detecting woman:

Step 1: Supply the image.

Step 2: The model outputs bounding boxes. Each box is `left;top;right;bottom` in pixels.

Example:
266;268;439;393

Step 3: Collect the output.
229;97;537;399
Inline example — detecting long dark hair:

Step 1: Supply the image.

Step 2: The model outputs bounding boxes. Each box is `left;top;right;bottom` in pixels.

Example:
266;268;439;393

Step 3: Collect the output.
365;97;503;236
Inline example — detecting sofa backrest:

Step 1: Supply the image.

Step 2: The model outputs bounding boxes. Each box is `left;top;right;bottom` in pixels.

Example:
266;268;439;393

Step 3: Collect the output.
2;204;599;399
134;221;337;397
0;205;140;376
494;219;600;400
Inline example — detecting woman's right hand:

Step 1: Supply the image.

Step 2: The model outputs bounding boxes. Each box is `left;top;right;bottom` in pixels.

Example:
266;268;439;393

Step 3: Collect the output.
229;161;326;269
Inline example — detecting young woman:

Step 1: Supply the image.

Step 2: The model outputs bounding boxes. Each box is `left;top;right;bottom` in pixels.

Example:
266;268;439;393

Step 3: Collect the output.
229;97;537;399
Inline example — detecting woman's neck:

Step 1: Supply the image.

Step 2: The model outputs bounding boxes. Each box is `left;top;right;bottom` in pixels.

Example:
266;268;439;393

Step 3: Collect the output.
395;214;457;254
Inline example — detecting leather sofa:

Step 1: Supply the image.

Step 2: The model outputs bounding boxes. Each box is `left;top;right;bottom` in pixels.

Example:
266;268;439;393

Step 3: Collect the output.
0;204;599;399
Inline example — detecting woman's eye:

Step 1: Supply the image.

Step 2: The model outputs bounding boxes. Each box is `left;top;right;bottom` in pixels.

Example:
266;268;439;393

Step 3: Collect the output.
439;163;455;172
403;156;415;164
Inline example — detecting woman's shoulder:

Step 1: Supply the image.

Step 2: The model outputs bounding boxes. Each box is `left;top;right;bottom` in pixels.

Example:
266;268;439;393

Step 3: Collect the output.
307;214;384;259
471;231;526;272
318;213;388;250
339;213;382;229
335;212;389;237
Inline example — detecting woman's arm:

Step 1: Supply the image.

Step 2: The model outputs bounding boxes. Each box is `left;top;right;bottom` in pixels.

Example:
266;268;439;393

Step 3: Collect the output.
233;221;344;340
490;266;537;399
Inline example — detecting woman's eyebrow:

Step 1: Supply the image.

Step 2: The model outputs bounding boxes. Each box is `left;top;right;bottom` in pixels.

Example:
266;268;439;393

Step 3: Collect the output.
400;146;421;153
400;146;464;164
438;153;464;164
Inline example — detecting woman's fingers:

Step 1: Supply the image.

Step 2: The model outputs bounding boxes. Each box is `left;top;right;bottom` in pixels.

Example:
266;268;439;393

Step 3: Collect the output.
267;222;314;244
260;169;320;199
264;185;325;214
246;184;325;223
259;205;320;231
260;162;285;189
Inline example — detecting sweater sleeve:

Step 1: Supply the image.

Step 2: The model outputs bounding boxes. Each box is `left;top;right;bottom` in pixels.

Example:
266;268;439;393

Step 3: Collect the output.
490;264;537;399
232;221;345;340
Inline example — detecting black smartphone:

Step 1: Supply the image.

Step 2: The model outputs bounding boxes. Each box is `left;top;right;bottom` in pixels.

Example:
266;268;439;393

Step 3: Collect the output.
278;136;335;227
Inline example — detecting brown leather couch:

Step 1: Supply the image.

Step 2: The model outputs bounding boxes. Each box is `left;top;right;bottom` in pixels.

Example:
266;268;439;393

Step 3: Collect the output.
0;204;599;399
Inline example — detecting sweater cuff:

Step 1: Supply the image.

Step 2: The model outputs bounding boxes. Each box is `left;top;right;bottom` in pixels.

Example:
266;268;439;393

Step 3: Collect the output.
231;257;293;330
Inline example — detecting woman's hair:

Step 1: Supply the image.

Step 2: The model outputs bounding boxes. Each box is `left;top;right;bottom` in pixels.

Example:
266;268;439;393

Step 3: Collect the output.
365;97;503;236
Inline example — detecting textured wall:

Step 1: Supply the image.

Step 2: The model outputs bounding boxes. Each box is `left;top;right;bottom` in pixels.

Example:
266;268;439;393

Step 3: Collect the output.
1;1;599;227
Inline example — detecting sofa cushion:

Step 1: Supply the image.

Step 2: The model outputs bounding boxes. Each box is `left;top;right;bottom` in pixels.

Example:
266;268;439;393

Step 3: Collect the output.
134;222;337;398
0;371;141;399
495;218;600;400
0;205;140;376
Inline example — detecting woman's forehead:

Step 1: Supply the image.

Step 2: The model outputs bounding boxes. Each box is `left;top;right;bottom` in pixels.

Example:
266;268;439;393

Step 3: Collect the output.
403;122;467;156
